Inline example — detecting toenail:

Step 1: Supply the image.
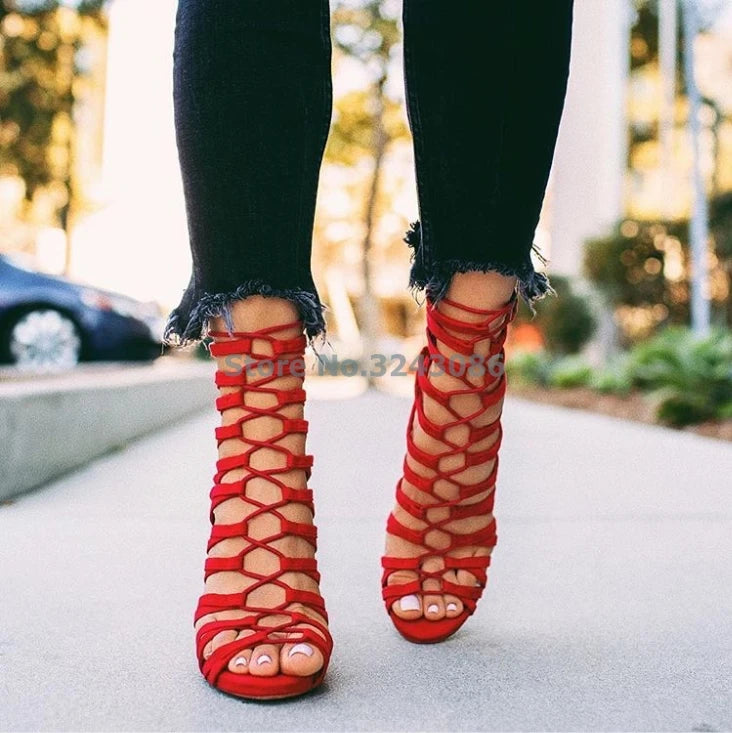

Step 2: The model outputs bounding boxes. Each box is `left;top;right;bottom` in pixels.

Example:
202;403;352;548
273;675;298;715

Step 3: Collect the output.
233;656;248;667
427;604;439;614
446;603;458;612
256;654;272;666
288;643;314;658
400;595;420;612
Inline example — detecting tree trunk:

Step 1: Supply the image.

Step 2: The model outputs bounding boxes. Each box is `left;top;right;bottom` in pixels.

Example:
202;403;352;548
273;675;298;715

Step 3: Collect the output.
359;76;387;386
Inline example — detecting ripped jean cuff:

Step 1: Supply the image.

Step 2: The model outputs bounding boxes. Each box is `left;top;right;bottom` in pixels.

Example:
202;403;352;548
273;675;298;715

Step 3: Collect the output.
404;221;554;313
163;278;326;347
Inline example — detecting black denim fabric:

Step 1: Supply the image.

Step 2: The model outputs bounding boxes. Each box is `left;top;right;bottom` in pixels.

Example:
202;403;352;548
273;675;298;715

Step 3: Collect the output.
165;0;574;345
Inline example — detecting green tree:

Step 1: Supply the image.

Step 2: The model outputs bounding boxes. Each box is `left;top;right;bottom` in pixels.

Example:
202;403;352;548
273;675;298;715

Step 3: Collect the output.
629;0;730;191
328;0;407;364
0;0;106;231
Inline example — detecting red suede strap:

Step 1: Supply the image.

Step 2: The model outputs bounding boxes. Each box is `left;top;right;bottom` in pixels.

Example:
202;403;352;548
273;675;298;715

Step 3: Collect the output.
194;321;332;684
382;294;517;613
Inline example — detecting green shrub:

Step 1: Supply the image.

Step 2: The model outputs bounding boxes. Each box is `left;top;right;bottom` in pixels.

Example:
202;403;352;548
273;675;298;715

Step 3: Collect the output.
625;328;732;425
584;222;670;308
590;358;633;395
515;275;597;355
654;391;717;427
507;327;731;427
718;401;732;420
505;350;551;387
547;356;593;389
583;194;732;335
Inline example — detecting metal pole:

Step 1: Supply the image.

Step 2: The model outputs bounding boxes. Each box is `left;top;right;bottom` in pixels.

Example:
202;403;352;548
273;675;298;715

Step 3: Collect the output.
658;0;677;220
681;0;711;335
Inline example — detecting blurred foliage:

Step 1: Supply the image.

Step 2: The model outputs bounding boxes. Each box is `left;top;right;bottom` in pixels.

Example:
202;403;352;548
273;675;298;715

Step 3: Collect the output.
625;326;731;424
513;275;596;355
326;88;408;166
331;0;400;68
505;350;551;388
506;352;595;391
709;190;732;259
523;275;597;355
327;0;408;168
584;192;732;339
326;0;409;351
631;0;670;72
508;327;732;426
0;0;106;225
589;359;634;395
628;0;731;187
631;0;723;71
546;356;594;389
585;222;671;307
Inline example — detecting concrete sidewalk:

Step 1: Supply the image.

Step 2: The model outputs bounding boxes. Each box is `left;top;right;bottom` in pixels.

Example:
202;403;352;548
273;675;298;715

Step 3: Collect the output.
0;392;730;732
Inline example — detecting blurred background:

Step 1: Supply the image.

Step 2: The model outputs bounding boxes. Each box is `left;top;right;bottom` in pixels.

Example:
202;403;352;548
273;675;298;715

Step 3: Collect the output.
0;0;730;438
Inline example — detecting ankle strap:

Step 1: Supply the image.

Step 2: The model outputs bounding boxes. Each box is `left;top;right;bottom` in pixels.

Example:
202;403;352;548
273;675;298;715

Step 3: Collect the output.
209;320;305;356
438;294;518;320
210;334;306;358
426;293;517;357
209;319;303;339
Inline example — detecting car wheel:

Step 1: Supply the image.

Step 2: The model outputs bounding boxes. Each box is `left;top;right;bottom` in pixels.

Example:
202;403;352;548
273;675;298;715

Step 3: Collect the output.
7;309;82;371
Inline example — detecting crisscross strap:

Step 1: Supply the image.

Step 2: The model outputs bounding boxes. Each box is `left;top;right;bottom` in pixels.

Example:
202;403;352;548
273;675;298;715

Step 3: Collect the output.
382;293;517;616
195;321;331;684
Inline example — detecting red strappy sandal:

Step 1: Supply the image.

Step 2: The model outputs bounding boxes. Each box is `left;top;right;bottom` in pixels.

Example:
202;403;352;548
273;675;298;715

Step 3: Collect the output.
195;322;332;700
381;293;518;644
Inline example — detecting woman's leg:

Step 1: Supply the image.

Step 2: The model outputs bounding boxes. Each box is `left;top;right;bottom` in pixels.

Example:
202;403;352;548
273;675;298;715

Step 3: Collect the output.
400;0;573;304
383;1;573;632
169;0;333;693
167;0;332;344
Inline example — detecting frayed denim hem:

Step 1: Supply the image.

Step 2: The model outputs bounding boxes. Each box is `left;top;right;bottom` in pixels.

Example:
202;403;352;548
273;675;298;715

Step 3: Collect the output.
404;221;554;314
163;279;327;347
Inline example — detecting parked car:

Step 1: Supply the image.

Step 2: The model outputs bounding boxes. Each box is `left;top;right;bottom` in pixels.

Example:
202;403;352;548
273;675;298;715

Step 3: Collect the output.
0;253;165;370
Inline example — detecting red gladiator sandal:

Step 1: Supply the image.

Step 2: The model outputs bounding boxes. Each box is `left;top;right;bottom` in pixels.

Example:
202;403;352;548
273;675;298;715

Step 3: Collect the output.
195;322;332;700
381;293;518;644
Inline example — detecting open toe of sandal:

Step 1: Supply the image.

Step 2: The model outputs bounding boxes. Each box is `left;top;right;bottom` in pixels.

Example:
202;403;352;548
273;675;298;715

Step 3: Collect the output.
388;609;471;644
201;638;330;700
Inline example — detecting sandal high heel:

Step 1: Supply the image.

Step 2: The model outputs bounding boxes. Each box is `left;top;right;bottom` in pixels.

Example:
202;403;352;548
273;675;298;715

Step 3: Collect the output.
381;293;517;643
195;321;332;700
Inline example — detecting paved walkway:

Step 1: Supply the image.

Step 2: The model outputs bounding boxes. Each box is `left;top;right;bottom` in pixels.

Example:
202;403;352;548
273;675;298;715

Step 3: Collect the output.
1;392;730;732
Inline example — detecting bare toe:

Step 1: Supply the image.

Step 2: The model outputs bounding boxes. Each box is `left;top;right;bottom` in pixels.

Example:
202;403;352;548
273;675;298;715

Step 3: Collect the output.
391;593;422;619
228;649;252;674
208;629;237;659
249;644;280;677
280;641;324;677
444;595;463;617
456;568;482;590
423;595;445;620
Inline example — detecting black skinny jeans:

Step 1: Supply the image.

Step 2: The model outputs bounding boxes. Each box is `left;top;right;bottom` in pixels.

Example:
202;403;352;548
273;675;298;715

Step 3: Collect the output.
166;0;574;344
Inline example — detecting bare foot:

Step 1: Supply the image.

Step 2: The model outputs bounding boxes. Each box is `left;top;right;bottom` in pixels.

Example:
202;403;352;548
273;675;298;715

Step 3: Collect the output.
195;297;329;679
384;272;516;623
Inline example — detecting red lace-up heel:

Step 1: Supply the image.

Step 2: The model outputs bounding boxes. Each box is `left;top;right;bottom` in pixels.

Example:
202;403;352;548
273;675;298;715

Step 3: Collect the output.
195;321;332;700
382;293;518;644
